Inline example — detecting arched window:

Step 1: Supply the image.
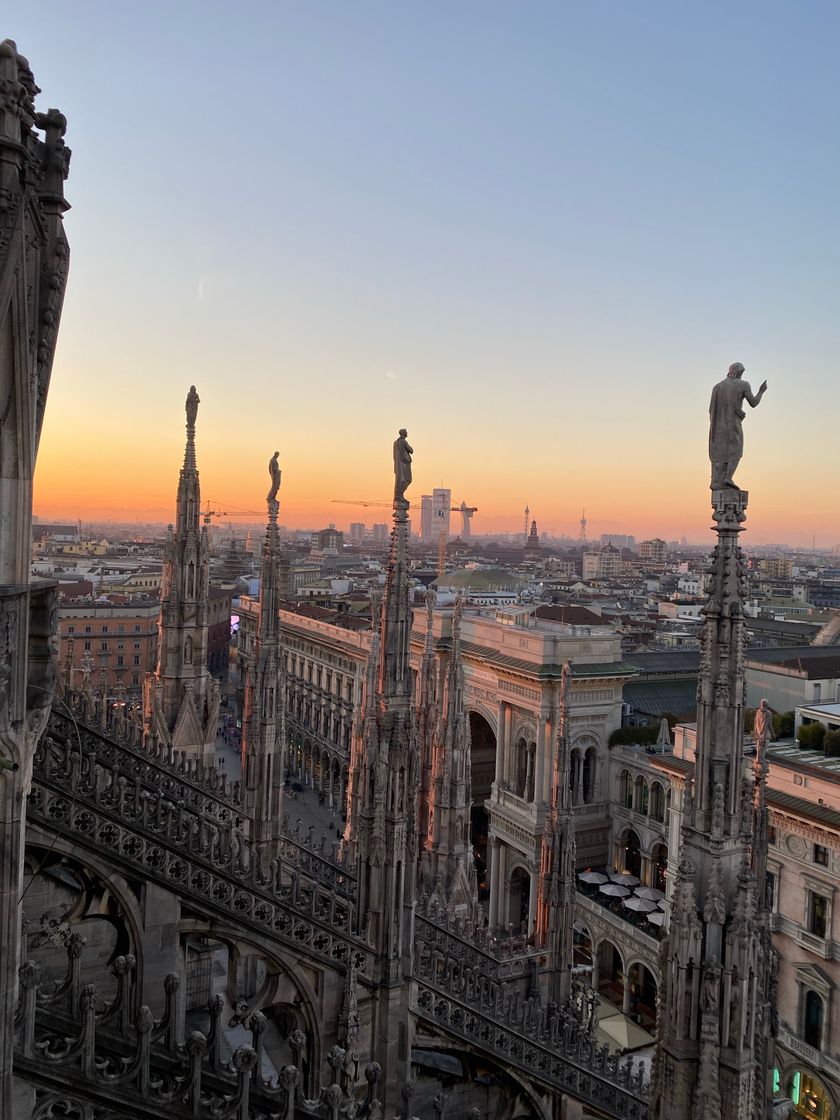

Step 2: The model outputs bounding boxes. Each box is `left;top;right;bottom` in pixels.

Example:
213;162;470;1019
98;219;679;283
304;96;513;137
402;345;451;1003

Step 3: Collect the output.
623;829;642;878
634;775;649;815
805;989;824;1050
652;842;668;892
583;746;596;804
570;748;581;805
618;770;632;809
650;781;666;822
515;738;528;798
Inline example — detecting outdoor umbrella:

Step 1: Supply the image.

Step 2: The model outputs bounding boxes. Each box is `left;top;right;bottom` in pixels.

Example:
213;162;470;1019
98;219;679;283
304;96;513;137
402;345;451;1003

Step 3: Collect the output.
647;911;665;927
609;871;641;887
599;883;631;898
623;896;657;913
578;871;609;885
635;886;665;901
598;1015;655;1052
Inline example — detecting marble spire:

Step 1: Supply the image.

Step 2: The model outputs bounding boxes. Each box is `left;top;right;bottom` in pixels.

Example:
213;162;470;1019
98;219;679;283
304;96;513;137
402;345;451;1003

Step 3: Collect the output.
241;456;286;869
652;487;775;1120
421;592;478;918
416;588;439;892
535;661;575;1007
343;430;420;1114
146;388;219;760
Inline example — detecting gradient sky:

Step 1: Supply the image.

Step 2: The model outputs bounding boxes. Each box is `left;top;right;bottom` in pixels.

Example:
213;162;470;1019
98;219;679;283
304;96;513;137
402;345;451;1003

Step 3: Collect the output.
16;2;840;545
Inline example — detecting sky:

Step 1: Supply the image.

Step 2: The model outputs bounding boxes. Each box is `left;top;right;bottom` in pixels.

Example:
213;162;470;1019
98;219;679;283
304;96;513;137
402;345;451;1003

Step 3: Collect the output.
15;1;840;546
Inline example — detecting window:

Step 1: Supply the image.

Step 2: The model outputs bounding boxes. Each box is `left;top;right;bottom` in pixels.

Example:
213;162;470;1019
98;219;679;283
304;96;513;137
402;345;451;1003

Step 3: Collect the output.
84;641;91;651
100;641;108;652
68;625;75;634
101;625;108;633
85;626;91;634
133;655;140;666
134;642;140;649
804;990;824;1049
132;674;139;685
118;625;124;634
117;642;124;651
116;655;124;667
766;872;776;911
134;625;141;633
809;892;828;939
768;825;777;845
814;844;829;867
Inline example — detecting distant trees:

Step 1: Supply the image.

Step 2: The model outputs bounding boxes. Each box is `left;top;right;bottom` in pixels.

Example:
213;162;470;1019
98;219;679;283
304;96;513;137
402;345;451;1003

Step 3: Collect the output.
798;722;826;751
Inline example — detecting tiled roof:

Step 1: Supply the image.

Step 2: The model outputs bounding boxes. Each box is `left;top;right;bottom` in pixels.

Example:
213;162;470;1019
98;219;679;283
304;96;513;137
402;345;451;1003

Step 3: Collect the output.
623;679;698;719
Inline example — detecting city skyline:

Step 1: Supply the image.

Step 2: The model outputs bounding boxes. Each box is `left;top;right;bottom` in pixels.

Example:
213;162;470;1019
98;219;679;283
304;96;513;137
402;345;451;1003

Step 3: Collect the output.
17;2;840;545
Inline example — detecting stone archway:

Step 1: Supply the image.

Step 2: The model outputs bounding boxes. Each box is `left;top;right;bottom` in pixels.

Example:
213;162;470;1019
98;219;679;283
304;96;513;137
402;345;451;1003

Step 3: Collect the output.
597;939;625;1009
468;711;496;890
507;864;531;931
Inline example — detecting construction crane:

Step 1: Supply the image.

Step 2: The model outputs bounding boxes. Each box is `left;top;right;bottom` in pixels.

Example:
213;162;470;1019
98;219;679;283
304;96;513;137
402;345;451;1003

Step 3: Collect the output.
450;501;478;538
331;499;392;508
201;501;263;527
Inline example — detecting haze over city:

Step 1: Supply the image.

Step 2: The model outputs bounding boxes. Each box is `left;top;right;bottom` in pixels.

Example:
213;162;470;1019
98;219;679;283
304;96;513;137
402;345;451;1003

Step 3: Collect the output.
18;1;840;544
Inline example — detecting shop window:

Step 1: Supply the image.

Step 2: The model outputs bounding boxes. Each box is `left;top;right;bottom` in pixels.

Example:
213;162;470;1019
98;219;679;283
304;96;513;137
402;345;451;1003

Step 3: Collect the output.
789;1070;832;1119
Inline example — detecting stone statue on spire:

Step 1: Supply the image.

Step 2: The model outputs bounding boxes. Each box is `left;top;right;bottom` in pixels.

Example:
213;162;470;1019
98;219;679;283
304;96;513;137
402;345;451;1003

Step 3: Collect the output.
393;428;413;502
186;385;200;428
267;450;281;504
709;362;767;490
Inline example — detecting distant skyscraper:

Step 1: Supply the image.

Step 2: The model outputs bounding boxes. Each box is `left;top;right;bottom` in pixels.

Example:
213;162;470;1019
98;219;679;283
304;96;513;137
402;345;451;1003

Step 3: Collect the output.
420;495;434;542
372;523;388;543
600;533;635;549
349;522;365;545
421;489;451;542
433;488;452;540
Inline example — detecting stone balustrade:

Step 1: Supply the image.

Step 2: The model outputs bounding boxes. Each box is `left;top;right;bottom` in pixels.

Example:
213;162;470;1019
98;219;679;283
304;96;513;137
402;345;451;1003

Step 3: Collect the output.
13;940;385;1120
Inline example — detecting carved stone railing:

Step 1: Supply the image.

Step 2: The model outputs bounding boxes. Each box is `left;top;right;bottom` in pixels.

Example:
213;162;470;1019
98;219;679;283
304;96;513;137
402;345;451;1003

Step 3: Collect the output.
45;705;357;901
777;1023;840;1082
411;972;649;1120
415;911;541;987
48;703;244;822
13;942;386;1120
28;738;371;977
575;887;662;953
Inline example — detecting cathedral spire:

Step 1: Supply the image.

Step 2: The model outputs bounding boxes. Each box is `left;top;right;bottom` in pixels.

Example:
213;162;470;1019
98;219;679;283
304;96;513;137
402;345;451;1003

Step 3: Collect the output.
535;661;575;1006
343;429;419;1114
145;387;219;760
653;486;775;1120
241;452;285;869
416;588;438;884
420;592;478;918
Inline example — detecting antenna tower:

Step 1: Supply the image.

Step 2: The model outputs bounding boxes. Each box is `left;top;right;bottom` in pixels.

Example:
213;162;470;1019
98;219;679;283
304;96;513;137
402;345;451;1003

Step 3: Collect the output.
523;504;530;541
579;508;587;542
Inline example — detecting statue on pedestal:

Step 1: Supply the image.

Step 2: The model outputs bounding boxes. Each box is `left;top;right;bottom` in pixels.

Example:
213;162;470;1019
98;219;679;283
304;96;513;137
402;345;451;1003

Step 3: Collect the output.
267;451;281;503
186;385;200;427
709;363;766;490
393;428;413;501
